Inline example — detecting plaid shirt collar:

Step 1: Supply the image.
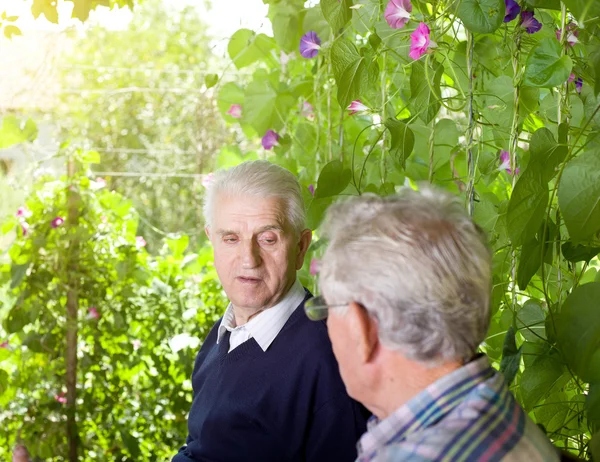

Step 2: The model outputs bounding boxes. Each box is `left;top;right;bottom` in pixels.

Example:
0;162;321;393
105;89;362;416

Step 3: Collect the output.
357;355;495;459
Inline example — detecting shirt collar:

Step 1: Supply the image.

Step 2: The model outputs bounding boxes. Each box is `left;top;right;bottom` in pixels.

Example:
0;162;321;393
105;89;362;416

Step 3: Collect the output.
357;355;495;458
216;278;306;352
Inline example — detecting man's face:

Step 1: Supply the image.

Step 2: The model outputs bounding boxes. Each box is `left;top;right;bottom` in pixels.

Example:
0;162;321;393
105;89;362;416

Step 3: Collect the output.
208;193;310;312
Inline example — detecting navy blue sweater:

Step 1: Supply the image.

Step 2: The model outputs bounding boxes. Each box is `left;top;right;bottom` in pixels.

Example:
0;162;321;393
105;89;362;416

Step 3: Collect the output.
173;296;368;462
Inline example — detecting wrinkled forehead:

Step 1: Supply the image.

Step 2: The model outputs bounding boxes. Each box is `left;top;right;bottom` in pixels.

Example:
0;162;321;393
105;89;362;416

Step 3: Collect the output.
212;192;290;233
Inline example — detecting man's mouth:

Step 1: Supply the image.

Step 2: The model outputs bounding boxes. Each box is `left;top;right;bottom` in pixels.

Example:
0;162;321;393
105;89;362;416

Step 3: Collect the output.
237;276;262;284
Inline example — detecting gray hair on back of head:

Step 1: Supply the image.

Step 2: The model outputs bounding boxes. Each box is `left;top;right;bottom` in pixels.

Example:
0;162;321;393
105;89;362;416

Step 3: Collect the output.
319;187;492;365
203;160;306;235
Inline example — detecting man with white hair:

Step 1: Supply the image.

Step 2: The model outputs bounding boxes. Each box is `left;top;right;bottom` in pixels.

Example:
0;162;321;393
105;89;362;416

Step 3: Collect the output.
173;161;368;462
305;188;560;461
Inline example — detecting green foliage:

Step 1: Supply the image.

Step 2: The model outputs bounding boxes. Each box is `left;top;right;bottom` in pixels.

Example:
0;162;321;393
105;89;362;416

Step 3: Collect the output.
456;0;505;34
0;150;226;460
525;39;573;88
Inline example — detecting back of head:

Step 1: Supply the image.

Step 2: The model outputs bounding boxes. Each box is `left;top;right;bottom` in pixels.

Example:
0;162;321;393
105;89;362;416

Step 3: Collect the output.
319;187;492;365
203;160;306;235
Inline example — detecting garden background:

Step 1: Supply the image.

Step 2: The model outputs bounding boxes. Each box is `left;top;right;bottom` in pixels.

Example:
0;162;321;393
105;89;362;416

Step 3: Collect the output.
0;0;599;460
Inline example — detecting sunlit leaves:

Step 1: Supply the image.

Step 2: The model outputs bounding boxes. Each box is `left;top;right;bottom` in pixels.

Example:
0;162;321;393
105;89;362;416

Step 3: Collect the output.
31;0;59;23
321;0;353;34
243;72;295;134
410;60;443;124
556;283;600;383
558;149;600;242
0;116;38;149
228;29;276;69
524;39;573;88
457;0;505;34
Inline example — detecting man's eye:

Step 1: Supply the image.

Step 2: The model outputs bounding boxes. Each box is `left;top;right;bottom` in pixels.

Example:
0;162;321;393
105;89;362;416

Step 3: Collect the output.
223;237;238;243
260;238;277;245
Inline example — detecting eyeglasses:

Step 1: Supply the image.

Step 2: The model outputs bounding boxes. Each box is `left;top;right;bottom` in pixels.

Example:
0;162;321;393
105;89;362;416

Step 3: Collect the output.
304;295;348;321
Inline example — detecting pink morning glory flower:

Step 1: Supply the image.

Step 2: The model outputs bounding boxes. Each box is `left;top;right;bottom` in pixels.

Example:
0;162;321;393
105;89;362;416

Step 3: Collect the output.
262;130;280;150
310;258;320;276
301;101;314;119
88;307;100;320
132;339;141;351
20;222;29;236
347;100;370;115
51;217;64;228
409;23;434;60
504;0;520;22
384;0;412;29
54;392;67;404
299;31;321;59
136;236;147;248
16;206;31;218
568;73;576;83
499;150;519;175
0;341;8;348
520;11;542;34
226;104;242;119
556;23;578;46
96;177;106;188
202;172;214;188
308;184;315;196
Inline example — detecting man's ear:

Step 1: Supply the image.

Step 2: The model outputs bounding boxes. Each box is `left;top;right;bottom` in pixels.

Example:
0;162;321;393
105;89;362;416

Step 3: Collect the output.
295;228;313;270
348;301;379;364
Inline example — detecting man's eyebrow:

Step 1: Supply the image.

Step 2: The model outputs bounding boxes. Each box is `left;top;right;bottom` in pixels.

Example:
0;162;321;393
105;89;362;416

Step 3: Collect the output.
216;229;238;236
256;225;283;233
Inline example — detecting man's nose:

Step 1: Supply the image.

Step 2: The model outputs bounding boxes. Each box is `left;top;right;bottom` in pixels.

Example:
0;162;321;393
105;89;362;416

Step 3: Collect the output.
241;238;262;269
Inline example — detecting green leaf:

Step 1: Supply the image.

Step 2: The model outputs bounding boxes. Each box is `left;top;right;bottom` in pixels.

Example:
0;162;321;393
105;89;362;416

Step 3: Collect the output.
528;127;567;182
31;0;59;23
120;428;141;458
4;305;30;334
204;74;218;89
82;150;101;165
227;29;275;69
561;242;600;263
269;3;303;52
410;60;443;125
592;431;600;462
524;39;573;88
306;197;336;230
520;353;565;410
456;0;505;34
217;82;245;116
507;168;548;245
500;326;521;386
517;240;542;290
166;234;189;258
3;25;21;39
243;75;295;134
524;0;560;8
0;369;8;396
314;160;351;198
10;262;30;289
558;149;600;242
561;0;600;26
67;0;93;21
534;392;570;434
321;0;352;33
0;116;37;148
588;383;600;429
385;118;414;170
556;282;600;383
591;46;600;97
516;300;546;342
330;39;379;109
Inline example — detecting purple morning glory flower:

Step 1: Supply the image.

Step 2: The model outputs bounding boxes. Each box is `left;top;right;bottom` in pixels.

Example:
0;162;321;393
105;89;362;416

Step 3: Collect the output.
308;184;315;196
520;11;542;34
262;130;280;150
499;150;519;175
575;78;583;94
504;0;520;22
299;31;321;59
384;0;412;29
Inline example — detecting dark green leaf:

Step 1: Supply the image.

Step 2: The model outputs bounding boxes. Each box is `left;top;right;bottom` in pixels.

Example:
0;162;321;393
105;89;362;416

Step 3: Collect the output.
528;128;567;182
558;149;600;242
269;3;303;52
4;305;30;334
517;240;542;290
561;242;600;263
321;0;352;33
556;282;600;383
315;160;351;198
204;74;218;89
516;300;546;342
524;39;573;88
588;383;600;430
591;47;600;97
410;60;443;125
306;197;336;230
0;370;8;396
524;0;560;8
500;326;521;386
120;428;141;458
456;0;505;34
520;353;565;410
534;392;570;434
385;118;414;170
507;168;548;245
10;262;30;289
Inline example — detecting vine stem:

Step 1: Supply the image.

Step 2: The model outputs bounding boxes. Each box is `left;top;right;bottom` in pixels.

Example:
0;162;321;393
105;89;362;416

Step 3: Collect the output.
327;59;333;162
381;51;387;184
465;31;475;215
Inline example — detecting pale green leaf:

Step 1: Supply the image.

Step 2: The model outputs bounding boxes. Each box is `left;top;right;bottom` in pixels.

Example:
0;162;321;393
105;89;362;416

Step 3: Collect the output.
457;0;505;34
524;39;573;88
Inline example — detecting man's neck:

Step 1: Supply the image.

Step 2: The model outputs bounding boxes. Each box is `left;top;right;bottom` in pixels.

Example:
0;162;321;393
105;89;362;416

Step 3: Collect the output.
369;354;463;420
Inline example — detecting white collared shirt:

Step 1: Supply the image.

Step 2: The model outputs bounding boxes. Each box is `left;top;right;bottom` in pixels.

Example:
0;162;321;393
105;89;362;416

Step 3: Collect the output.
216;278;306;353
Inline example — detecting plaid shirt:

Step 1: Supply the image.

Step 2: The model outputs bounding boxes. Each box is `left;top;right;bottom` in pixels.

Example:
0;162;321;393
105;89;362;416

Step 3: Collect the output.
356;355;559;462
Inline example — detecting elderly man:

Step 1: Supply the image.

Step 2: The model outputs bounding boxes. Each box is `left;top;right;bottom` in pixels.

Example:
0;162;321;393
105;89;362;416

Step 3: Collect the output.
173;160;368;462
305;189;560;461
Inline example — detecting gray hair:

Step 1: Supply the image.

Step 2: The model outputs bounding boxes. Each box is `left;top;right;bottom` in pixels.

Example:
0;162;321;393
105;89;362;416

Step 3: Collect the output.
319;187;492;364
203;160;306;235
